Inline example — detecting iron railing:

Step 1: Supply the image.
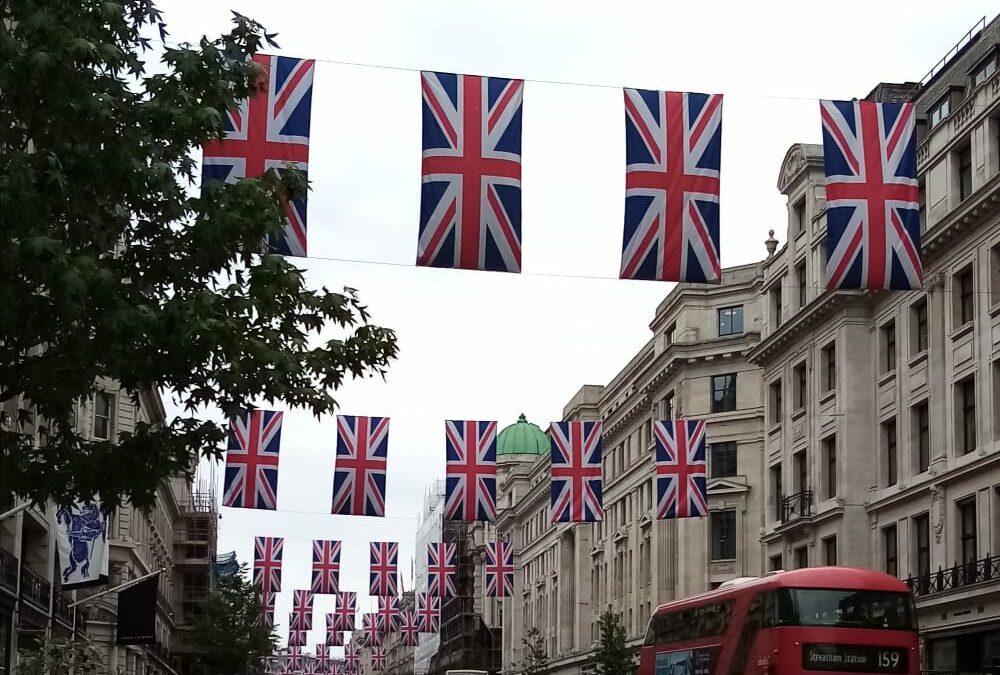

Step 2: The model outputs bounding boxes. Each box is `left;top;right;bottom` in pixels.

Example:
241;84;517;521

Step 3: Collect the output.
0;545;17;591
20;563;50;611
53;590;74;626
906;553;1000;597
781;490;813;523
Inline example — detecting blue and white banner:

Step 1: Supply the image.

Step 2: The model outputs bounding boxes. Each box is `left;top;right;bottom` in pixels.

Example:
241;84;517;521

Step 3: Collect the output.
52;499;109;589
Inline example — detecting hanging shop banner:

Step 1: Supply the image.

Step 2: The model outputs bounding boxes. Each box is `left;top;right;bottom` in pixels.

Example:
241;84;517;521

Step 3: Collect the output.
52;499;109;590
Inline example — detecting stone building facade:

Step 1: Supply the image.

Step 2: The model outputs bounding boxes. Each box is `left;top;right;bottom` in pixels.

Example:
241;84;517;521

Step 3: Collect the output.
0;385;216;675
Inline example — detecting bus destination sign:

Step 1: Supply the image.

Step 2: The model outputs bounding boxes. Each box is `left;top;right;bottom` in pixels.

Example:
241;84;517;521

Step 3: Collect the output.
802;643;907;673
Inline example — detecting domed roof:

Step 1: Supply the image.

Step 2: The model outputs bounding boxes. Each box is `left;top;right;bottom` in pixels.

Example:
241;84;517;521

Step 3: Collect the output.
497;414;548;456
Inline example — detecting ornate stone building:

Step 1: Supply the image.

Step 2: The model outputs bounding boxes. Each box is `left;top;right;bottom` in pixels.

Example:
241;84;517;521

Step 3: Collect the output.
0;385;216;674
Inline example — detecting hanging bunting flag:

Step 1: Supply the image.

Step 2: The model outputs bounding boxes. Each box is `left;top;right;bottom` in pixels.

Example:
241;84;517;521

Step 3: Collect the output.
332;415;390;517
363;612;382;646
377;596;401;632
418;71;524;273
311;540;342;594
654;420;709;519
287;647;303;671
444;420;498;521
416;591;440;633
223;410;283;510
621;89;723;283
316;644;330;667
820;99;921;289
549;421;604;522
253;536;283;593
202;54;314;257
345;642;360;672
333;591;357;631
369;541;399;596
427;542;457;598
399;610;420;646
325;614;344;646
52;499;109;589
288;626;308;648
291;589;314;630
260;588;276;629
305;658;322;675
484;540;515;598
371;645;387;672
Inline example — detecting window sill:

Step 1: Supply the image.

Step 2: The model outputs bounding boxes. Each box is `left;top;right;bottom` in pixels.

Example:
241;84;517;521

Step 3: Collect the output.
990;301;1000;318
908;350;928;368
768;423;783;436
950;321;974;341
877;370;896;387
818;390;836;406
709;558;737;564
790;407;807;421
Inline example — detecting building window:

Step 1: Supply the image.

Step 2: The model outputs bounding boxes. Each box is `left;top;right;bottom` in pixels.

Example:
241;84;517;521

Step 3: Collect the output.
770;464;782;522
792;363;807;413
914;401;930;473
769;379;783;425
955;267;975;326
769;554;783;572
665;322;676;347
956;376;977;455
793;450;807;495
661;392;674;420
823;435;837;499
717;306;743;337
883;524;898;577
911;298;928;355
796;261;807;309
880;320;896;374
928;95;950;128
883;419;898;487
94;392;114;441
770;282;783;329
972;52;998;88
710;510;736;560
957;144;973;202
823;537;837;566
711;374;737;413
792;198;806;235
794;546;808;569
959;498;977;566
914;514;931;581
821;342;836;393
710;442;737;478
991;242;1000;306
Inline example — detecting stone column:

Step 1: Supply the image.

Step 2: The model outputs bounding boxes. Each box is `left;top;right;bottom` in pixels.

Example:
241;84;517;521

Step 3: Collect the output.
558;531;574;653
574;527;593;653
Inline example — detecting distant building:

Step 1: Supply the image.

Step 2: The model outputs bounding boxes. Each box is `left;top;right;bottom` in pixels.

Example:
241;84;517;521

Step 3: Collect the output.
414;480;445;675
383;590;415;675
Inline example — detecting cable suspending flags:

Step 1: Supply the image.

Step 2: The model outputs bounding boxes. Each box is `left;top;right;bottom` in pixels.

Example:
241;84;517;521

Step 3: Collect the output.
444;420;498;521
654;420;709;519
332;415;390;517
820;99;922;290
549;420;604;523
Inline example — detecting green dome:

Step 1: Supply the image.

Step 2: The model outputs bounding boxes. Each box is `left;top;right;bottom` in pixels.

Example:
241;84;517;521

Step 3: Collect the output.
497;414;549;456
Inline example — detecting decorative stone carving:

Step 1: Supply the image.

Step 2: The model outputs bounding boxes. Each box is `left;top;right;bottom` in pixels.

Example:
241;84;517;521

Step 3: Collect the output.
929;485;944;544
779;146;807;192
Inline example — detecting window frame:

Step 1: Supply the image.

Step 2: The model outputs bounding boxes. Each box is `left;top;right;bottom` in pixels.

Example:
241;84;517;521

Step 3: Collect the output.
956;267;975;325
717;306;744;338
914;513;931;580
957;143;973;202
883;524;898;577
914;400;930;474
710;373;737;413
881;319;897;374
958;498;977;566
928;94;951;128
971;50;999;89
93;391;114;441
957;376;977;455
769;379;783;426
710;441;738;478
911;298;928;355
823;536;837;566
821;342;836;393
793;362;808;413
796;261;807;309
823;435;837;500
709;510;737;561
883;418;898;487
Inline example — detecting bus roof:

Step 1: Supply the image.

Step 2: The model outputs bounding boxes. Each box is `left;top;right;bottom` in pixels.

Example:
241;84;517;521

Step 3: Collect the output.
650;567;910;616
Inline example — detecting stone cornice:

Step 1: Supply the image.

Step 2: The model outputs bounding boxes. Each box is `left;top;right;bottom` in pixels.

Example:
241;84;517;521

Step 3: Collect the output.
921;174;1000;263
746;292;867;365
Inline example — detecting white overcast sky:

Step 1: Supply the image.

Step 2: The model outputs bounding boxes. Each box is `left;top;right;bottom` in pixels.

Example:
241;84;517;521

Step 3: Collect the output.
160;0;996;651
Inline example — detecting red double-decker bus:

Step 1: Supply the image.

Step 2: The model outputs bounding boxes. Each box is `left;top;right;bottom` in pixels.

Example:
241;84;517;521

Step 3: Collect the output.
639;567;919;675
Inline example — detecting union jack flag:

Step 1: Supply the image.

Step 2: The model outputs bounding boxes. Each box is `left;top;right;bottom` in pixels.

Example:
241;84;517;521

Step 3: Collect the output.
416;592;440;633
377;596;400;632
287;647;303;670
305;658;322;675
325;617;344;646
332;415;390;517
427;542;457;598
224;410;283;510
288;626;307;648
549;421;603;522
820;99;921;290
316;644;330;669
654;420;708;519
291;590;314;631
311;540;341;594
260;590;275;629
399;610;420;646
345;643;360;671
621;89;723;283
369;542;398;597
332;591;357;631
484;540;514;598
254;536;283;593
202;54;314;257
363;613;381;647
371;645;387;672
418;71;523;273
444;420;498;521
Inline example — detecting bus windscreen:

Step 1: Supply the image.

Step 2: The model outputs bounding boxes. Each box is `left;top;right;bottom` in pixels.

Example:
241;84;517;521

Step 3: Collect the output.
777;589;916;630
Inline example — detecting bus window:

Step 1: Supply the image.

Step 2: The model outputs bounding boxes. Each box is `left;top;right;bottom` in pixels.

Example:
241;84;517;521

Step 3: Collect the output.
775;589;916;630
644;601;734;646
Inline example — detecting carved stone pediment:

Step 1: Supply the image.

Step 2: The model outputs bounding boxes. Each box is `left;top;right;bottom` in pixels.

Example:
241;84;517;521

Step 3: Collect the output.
777;143;824;194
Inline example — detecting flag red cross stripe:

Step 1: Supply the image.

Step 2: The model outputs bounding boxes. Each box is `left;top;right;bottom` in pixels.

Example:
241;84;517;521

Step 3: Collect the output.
822;103;918;289
293;593;312;617
655;424;702;516
231;411;280;497
256;539;281;587
446;421;494;520
421;76;521;270
624;92;721;281
551;423;601;521
339;417;388;513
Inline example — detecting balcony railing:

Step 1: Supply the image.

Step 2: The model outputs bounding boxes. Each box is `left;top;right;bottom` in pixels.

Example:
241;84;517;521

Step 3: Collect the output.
906;554;1000;597
0;545;17;591
53;590;74;626
20;564;51;611
781;490;813;523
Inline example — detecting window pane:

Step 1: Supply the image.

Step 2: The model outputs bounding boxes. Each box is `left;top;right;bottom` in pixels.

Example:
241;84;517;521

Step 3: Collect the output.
712;374;737;413
710;511;736;560
710;442;737;478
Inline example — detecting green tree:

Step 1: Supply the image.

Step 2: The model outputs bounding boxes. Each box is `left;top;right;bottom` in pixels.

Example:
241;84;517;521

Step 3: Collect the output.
0;0;397;508
191;565;276;674
14;637;104;675
594;608;635;675
521;626;548;675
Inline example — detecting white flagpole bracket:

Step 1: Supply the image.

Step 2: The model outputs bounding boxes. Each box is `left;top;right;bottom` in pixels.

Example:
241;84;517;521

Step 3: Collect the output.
68;568;165;608
0;502;32;522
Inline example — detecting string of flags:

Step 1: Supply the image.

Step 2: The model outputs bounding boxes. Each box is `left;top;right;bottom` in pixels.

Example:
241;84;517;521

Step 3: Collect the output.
204;54;923;291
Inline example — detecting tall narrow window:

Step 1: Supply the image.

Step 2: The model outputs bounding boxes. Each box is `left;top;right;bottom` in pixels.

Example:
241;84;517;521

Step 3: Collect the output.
665;322;676;347
711;374;737;413
957;376;977;455
914;401;930;473
883;419;898;487
792;199;806;235
795;546;808;569
914;514;931;581
717;306;744;337
710;442;737;478
796;261;807;309
771;282;783;329
793;451;807;494
958;145;973;201
822;342;836;393
770;554;783;572
823;537;837;566
823;435;837;499
710;510;737;560
881;320;897;373
911;298;928;355
94;392;114;441
661;392;674;420
770;464;782;522
793;363;808;412
959;498;977;566
883;524;898;577
769;379;783;425
955;267;974;325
